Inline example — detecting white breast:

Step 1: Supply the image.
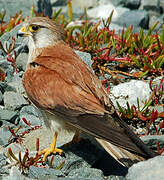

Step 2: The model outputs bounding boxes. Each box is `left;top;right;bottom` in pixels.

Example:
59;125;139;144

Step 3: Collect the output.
40;110;76;134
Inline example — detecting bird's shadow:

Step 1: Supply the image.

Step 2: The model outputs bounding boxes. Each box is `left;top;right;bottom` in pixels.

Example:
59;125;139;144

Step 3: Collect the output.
60;134;128;177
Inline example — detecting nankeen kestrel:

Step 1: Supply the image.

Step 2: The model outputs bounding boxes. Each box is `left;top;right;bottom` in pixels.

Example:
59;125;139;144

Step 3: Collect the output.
17;17;157;166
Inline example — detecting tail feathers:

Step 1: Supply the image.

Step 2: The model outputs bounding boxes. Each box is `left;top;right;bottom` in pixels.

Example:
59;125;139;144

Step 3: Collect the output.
96;138;145;167
76;113;158;160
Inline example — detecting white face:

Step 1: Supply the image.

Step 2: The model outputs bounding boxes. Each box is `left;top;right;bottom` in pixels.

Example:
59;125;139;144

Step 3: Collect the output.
18;22;57;51
28;27;56;49
17;18;64;67
18;21;60;66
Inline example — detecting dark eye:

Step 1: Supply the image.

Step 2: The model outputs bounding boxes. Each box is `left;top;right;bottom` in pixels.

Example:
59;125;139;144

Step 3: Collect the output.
32;25;39;31
29;25;40;32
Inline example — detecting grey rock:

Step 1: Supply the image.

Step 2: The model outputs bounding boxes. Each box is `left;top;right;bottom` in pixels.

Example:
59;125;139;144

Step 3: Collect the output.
0;82;16;94
49;154;124;179
141;135;164;149
149;14;164;31
0;124;14;146
101;0;141;9
4;143;25;158
87;4;130;20
71;0;98;9
47;154;65;169
20;105;40;118
0;91;3;104
106;23;125;33
0;24;23;46
16;52;28;71
19;127;74;152
52;6;83;19
68;167;104;179
3;85;17;93
3;91;27;110
151;76;164;104
2;166;30;180
19;105;43;127
161;0;164;14
126;155;164;180
97;20;126;33
0;168;9;178
49;152;91;176
36;178;88;180
0;120;2;127
109;80;152;109
49;137;127;177
0;0;37;21
40;178;92;180
115;10;149;29
0;109;19;124
122;0;141;9
49;139;102;172
99;0;124;7
29;166;64;179
37;0;52;17
0;154;7;168
139;0;162;15
18;71;24;77
0;54;5;59
52;0;67;6
75;50;92;68
152;76;164;90
0;23;27;70
14;44;29;57
0;59;15;82
8;74;25;94
107;176;125;180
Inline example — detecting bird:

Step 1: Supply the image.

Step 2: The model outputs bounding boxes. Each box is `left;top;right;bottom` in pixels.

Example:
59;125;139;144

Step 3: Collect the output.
17;17;158;167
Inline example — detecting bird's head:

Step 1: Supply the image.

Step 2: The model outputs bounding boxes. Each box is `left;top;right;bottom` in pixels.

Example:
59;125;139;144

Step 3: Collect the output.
17;17;65;50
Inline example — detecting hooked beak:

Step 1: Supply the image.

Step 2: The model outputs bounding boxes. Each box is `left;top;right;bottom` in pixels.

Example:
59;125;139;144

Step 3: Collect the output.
17;26;29;38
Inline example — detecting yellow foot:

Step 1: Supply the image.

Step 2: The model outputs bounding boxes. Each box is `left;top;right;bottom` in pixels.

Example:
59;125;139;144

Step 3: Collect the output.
38;132;63;162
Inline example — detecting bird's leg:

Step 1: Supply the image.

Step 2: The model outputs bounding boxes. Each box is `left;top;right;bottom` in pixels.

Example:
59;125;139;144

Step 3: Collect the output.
72;130;80;143
64;130;80;147
38;132;63;162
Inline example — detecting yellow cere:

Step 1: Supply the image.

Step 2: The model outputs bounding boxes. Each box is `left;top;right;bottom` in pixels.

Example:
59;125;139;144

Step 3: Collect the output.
20;26;27;33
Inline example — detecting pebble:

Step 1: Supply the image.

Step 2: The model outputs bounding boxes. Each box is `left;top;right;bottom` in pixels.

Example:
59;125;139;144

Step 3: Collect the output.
115;10;149;29
3;91;27;110
29;166;64;179
19;105;43;127
126;156;164;180
109;80;152;109
8;74;25;94
141;135;164;149
0;123;15;146
75;50;92;68
0;109;19;124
